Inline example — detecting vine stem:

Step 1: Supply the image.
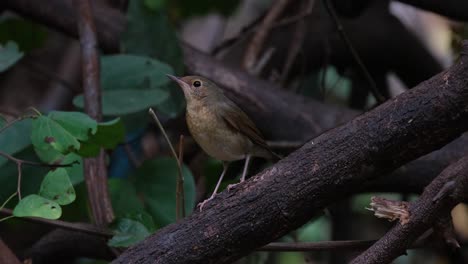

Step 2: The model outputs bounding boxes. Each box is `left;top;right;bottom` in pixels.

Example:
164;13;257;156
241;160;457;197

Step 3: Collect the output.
148;108;186;219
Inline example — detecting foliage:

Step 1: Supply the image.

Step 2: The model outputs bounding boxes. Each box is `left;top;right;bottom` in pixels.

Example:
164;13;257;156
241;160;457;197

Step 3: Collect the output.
133;157;196;227
0;18;47;52
122;0;185;117
0;111;124;220
0;41;24;73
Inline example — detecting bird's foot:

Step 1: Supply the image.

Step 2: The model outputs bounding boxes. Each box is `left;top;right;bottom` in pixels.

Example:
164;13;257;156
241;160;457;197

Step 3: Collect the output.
197;196;215;212
227;182;240;191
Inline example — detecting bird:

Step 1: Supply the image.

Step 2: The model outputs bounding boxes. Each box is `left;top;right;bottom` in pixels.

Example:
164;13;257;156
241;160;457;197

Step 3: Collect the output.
167;75;280;211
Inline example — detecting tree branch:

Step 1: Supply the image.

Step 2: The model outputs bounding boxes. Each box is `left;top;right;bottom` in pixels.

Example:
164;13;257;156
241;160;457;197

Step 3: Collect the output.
242;0;291;72
73;0;114;226
0;238;21;264
351;154;468;264
397;0;468;21
112;41;468;264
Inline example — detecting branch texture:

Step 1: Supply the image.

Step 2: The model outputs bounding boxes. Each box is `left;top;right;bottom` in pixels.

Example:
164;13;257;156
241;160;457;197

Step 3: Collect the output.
351;154;468;263
112;42;468;264
73;0;114;226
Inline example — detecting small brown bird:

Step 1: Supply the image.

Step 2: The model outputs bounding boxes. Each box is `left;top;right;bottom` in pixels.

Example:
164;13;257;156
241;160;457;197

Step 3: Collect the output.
167;75;279;210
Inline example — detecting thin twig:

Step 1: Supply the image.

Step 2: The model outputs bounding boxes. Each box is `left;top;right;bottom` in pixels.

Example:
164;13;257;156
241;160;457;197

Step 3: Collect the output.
0;151;78;168
0;151;77;200
0;208;113;237
280;0;314;84
0;193;17;210
16;163;22;200
0;115;32;134
148;108;186;219
242;0;291;72
148;109;179;163
176;135;186;219
322;0;386;104
251;47;276;76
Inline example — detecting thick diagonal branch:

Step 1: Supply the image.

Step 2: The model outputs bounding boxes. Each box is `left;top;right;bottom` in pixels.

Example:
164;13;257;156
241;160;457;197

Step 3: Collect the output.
0;238;21;264
351;154;468;264
112;42;468;264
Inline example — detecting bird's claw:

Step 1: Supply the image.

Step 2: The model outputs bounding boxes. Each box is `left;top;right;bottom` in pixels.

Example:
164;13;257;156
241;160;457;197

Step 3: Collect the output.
227;182;240;191
197;196;215;212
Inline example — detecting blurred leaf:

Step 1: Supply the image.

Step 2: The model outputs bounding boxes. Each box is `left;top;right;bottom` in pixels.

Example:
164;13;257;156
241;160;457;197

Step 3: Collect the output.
73;89;169;116
101;54;173;91
0;18;47;52
0;41;23;72
48;111;97;141
13;194;61;219
108;218;151;247
144;0;166;11
134;157;196;227
109;178;145;217
297;216;331;241
123;0;183;74
276;252;306;264
123;0;186;117
39;168;76;205
170;0;240;17
31;116;80;154
0;118;31;167
78;118;125;157
0;116;5;128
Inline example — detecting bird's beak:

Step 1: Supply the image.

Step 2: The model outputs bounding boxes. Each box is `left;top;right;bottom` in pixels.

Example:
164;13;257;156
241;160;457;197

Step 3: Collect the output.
167;74;188;88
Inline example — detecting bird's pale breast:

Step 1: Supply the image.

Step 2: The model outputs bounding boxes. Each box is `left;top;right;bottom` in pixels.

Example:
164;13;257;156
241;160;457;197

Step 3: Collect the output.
186;104;250;161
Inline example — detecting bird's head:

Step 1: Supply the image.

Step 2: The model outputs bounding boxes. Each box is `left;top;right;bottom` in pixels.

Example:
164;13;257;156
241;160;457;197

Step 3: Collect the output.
167;75;221;103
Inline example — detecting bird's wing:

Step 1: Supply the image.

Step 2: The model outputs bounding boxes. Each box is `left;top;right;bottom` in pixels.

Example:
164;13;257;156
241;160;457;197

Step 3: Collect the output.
217;99;271;152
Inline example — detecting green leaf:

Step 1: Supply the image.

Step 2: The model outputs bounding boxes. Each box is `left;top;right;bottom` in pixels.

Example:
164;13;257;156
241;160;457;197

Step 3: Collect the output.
134;157;196;227
0;118;32;167
0;41;24;72
297;216;331;241
62;153;83;185
33;145;64;164
48;111;97;141
13;194;61;219
77;118;125;157
0;18;47;52
31;116;80;154
0;115;5;128
144;0;166;10
39;168;76;205
109;178;145;217
123;0;184;74
108;218;151;247
73;88;169;116
101;54;173;91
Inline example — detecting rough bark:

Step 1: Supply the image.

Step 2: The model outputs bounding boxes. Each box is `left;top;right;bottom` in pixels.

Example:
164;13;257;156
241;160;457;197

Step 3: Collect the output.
112;42;468;264
0;239;21;264
351;154;468;264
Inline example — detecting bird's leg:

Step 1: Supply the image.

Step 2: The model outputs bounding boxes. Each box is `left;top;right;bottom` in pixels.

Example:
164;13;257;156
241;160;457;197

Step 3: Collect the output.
198;161;229;211
240;154;252;182
228;154;252;191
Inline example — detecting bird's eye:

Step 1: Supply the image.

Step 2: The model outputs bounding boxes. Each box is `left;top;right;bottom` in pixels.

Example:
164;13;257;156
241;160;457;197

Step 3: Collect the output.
193;80;202;88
